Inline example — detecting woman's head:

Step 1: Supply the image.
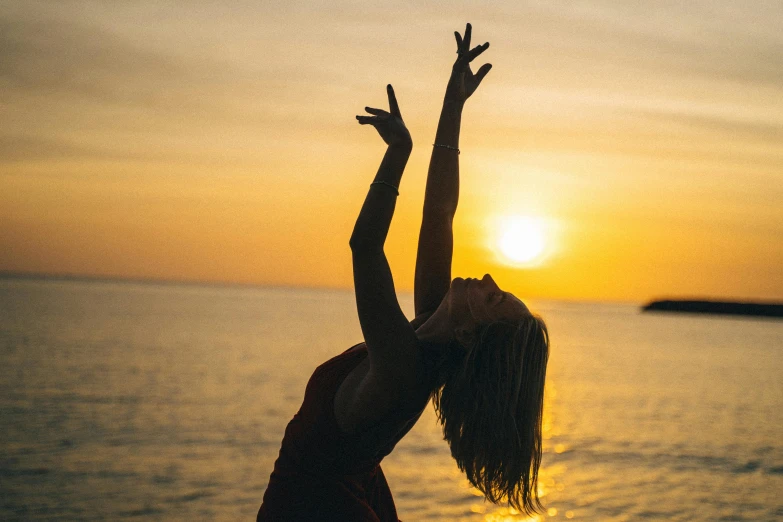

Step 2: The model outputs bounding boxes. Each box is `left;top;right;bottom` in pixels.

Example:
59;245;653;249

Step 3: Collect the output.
445;274;529;346
431;277;549;515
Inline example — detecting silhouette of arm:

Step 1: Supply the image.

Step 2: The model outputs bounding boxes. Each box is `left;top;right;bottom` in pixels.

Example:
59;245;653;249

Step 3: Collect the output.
351;85;419;371
414;23;492;316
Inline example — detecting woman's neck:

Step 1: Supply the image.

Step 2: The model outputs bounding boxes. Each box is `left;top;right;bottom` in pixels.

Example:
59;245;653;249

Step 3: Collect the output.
415;310;455;348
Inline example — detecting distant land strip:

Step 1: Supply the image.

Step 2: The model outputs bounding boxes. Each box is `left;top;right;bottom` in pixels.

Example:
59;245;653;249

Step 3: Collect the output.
643;300;783;318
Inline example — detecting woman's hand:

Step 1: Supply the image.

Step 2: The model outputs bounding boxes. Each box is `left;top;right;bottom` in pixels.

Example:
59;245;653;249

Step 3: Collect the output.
356;84;412;148
445;23;492;104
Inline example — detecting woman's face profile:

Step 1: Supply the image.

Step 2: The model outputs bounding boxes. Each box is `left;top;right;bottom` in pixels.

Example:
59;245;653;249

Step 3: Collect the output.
449;274;529;329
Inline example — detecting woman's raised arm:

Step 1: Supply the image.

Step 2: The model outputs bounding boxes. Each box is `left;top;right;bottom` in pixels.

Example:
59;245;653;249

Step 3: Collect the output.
351;85;419;371
414;23;492;317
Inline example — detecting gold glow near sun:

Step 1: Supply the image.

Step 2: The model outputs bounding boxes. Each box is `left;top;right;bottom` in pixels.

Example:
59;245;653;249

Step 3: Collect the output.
495;216;548;266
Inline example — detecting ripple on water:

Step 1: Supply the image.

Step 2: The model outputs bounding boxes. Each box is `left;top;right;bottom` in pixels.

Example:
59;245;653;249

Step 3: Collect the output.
3;282;782;521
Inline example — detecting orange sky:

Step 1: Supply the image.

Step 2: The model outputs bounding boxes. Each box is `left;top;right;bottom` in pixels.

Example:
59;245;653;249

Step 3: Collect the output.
2;1;781;302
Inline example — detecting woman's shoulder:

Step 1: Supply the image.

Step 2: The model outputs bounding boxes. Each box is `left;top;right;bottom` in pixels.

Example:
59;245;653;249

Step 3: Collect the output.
309;343;367;388
333;338;435;433
293;343;370;438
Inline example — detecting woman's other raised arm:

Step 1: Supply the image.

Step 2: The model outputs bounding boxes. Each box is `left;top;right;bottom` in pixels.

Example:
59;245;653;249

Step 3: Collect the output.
351;85;419;372
414;23;492;317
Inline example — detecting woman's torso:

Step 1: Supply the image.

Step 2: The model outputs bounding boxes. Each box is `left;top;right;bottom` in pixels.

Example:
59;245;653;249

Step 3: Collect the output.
258;342;436;521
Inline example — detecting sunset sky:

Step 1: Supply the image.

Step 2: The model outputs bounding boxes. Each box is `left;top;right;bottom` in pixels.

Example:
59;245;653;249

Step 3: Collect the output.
2;1;781;302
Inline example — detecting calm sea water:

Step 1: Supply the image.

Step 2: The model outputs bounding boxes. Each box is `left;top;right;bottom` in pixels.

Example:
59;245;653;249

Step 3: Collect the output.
1;278;781;521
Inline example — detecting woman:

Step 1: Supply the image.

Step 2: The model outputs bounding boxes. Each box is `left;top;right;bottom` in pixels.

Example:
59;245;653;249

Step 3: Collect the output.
258;24;549;521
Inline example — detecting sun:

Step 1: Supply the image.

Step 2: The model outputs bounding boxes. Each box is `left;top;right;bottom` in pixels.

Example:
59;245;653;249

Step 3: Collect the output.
495;216;548;266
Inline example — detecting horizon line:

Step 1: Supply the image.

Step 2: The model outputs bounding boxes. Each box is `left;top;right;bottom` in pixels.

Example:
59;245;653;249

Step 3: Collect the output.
3;270;775;306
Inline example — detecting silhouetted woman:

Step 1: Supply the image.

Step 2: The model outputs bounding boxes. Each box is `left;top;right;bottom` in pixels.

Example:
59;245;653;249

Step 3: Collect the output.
258;24;549;521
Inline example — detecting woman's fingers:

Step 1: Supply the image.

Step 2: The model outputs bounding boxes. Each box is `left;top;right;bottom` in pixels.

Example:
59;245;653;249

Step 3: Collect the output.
468;42;490;62
365;107;387;116
357;85;402;125
462;23;472;52
475;63;493;84
454;31;462;51
356;113;393;125
386;84;401;118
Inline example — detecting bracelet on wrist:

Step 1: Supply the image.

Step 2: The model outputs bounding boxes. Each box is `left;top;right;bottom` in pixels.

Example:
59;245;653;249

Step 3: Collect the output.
433;143;460;154
370;180;399;196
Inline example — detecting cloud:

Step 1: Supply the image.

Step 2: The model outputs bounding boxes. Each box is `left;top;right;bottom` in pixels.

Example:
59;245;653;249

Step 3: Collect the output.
0;135;104;162
633;109;783;145
505;1;783;89
0;9;283;165
0;14;257;117
1;17;172;104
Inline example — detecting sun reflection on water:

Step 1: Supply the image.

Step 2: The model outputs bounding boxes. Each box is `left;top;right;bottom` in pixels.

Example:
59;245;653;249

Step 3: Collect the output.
483;506;544;522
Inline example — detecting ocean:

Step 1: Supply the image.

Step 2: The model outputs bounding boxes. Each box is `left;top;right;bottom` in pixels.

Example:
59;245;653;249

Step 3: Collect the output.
1;278;781;521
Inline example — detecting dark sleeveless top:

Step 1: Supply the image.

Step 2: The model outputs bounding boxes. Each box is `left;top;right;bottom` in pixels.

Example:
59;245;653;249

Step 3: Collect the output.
257;343;431;522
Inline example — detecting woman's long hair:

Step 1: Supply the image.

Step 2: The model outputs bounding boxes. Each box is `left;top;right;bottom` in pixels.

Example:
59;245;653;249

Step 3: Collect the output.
431;314;549;516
